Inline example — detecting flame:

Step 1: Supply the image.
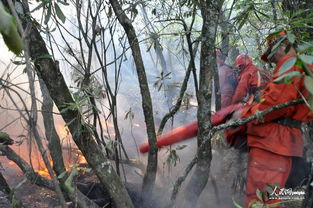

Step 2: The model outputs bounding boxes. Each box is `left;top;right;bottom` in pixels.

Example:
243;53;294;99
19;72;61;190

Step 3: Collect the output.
75;153;87;164
189;100;198;106
108;132;115;137
100;119;114;128
35;152;87;179
4;122;89;180
56;124;69;138
37;168;51;179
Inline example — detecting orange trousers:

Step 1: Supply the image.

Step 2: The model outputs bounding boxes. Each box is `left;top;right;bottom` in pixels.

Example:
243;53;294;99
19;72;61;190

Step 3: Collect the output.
246;147;292;208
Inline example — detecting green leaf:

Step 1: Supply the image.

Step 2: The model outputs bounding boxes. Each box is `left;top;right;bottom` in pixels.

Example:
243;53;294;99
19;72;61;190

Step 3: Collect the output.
291;9;310;18
54;3;66;23
304;75;313;96
0;2;24;55
30;1;46;13
232;198;243;208
164;72;172;78
57;0;70;6
268;37;286;60
108;6;112;18
44;3;52;24
296;59;303;69
307;94;313;111
0;4;12;35
78;167;91;173
238;13;249;30
176;145;187;150
274;71;303;84
266;27;285;40
278;57;297;75
58;171;67;179
249;200;264;208
2;28;24;55
298;54;313;65
265;185;274;195
12;60;26;65
0;132;10;140
303;63;313;77
256;189;263;201
65;118;76;127
286;31;296;44
256;10;269;18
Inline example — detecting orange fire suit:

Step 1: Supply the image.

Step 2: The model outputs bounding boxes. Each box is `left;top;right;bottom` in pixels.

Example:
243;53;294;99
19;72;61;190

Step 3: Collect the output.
232;63;269;104
226;64;269;149
218;63;237;108
241;53;313;207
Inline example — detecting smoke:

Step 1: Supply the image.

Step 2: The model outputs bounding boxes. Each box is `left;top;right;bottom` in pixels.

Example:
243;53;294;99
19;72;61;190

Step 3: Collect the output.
0;4;248;207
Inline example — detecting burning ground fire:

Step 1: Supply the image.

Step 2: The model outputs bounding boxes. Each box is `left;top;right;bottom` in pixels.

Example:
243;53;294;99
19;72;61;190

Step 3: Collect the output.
3;121;117;180
3;127;88;180
29;123;115;179
34;151;88;179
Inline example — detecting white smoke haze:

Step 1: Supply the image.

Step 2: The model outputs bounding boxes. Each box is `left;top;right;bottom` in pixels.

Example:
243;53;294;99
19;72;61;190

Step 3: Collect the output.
0;42;245;207
0;2;260;208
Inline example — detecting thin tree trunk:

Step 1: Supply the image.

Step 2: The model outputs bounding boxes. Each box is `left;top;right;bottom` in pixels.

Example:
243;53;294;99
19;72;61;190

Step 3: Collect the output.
183;0;224;206
108;0;158;206
215;11;232;110
0;145;54;189
0;171;26;208
0;171;11;197
29;24;133;208
0;145;100;208
6;1;67;206
302;162;313;208
39;79;100;208
157;42;200;135
39;79;66;177
10;1;134;207
302;122;313;208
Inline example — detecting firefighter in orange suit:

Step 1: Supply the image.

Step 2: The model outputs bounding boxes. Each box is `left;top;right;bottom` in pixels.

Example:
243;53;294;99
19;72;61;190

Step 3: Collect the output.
235;31;313;207
232;54;270;105
216;49;238;108
225;54;270;148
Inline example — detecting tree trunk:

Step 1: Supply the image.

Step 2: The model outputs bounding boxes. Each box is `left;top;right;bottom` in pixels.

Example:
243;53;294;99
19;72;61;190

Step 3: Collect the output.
183;0;224;206
0;171;11;197
10;1;134;207
0;145;54;189
39;79;66;177
108;0;158;206
0;170;25;208
302;161;313;208
0;145;100;208
302;122;313;208
39;79;100;208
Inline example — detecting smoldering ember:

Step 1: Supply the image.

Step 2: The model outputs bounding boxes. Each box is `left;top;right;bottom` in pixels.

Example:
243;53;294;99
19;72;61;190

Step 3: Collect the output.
0;0;313;208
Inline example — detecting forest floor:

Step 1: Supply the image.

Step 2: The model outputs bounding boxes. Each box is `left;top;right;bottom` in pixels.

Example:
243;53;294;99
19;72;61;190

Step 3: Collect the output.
0;133;307;208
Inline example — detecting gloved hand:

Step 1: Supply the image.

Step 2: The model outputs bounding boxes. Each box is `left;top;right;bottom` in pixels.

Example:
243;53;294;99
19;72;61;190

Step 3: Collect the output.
231;109;243;120
211;103;244;126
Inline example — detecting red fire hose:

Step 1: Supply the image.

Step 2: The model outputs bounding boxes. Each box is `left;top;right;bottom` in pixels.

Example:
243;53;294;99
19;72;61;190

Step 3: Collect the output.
139;121;198;153
139;103;243;153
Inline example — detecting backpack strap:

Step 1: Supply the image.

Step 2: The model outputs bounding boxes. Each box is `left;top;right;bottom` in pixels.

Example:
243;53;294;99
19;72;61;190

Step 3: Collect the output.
247;70;262;104
274;117;302;129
